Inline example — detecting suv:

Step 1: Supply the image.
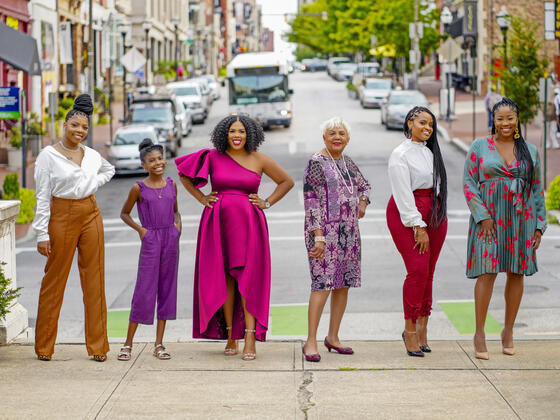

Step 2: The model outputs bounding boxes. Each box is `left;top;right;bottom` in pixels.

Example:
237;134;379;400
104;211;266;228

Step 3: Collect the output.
166;81;207;124
128;94;182;156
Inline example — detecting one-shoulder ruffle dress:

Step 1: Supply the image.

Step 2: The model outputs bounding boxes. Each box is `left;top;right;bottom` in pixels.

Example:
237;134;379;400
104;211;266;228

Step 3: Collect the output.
175;149;271;341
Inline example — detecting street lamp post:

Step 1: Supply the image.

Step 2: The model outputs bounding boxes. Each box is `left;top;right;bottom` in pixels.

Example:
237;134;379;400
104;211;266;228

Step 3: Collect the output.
172;18;180;81
142;20;152;86
441;7;453;122
496;6;511;72
119;24;129;120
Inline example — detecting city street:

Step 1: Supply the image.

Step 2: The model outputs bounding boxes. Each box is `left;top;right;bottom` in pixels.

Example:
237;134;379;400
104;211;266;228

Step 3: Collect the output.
15;71;560;343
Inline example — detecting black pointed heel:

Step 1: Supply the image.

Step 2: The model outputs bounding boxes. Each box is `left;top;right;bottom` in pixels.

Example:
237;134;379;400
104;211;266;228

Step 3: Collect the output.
402;332;424;357
419;345;431;353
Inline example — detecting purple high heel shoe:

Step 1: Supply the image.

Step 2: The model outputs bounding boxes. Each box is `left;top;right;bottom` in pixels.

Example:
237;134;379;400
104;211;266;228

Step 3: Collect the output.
302;346;321;362
324;337;354;355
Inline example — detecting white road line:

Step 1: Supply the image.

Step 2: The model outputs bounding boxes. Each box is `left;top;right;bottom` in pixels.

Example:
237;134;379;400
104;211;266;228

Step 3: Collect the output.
16;234;560;254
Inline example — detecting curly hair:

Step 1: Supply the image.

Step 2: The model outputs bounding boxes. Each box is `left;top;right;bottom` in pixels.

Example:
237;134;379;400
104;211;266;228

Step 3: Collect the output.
403;106;448;228
210;115;265;153
491;97;534;198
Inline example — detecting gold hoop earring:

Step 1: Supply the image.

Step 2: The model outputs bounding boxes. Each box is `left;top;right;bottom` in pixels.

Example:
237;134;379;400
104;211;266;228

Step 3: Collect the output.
514;127;520;139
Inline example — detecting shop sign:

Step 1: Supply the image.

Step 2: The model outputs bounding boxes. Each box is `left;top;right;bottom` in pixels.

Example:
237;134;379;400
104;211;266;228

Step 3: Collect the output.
0;88;21;120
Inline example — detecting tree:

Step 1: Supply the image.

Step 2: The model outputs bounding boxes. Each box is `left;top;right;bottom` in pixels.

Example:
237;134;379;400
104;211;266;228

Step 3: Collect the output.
498;16;548;129
286;0;331;53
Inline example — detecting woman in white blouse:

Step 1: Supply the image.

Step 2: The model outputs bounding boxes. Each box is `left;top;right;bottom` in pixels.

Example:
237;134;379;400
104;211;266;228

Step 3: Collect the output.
386;106;448;357
32;94;115;362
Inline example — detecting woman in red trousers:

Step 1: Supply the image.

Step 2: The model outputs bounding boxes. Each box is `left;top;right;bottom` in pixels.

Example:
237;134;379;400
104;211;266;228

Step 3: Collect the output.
386;106;448;357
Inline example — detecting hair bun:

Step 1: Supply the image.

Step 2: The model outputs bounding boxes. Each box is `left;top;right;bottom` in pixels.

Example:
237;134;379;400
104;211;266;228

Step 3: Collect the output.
73;94;94;116
138;138;154;152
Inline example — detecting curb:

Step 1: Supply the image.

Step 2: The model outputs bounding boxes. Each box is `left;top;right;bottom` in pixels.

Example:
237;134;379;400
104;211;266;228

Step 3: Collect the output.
437;125;469;154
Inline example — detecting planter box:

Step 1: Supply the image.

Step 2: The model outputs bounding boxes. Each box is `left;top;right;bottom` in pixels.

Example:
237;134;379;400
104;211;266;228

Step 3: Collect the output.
7;148;22;169
347;89;358;100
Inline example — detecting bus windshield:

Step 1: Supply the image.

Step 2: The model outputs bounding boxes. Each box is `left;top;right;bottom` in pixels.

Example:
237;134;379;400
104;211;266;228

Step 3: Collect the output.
229;75;288;105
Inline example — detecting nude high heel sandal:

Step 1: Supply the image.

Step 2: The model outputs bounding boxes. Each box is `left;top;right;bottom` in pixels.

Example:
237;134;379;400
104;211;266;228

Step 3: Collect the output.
473;335;489;360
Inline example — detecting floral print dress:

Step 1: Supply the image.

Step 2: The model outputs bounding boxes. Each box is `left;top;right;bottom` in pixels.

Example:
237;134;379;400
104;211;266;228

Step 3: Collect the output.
463;137;546;278
303;153;371;291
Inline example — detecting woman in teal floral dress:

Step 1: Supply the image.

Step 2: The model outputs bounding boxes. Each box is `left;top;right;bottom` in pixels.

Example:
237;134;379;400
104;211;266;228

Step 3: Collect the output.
463;97;546;360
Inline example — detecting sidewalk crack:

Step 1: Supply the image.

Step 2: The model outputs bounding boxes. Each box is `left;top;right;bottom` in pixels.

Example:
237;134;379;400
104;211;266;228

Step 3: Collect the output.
297;371;315;419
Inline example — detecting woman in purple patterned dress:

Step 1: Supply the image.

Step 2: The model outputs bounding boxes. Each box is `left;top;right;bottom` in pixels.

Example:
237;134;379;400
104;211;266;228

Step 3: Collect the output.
302;117;371;362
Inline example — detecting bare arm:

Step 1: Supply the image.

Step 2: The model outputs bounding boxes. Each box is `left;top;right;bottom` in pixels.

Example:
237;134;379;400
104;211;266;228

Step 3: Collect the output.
309;228;325;259
179;174;218;208
174;182;182;233
249;153;294;209
120;184;146;240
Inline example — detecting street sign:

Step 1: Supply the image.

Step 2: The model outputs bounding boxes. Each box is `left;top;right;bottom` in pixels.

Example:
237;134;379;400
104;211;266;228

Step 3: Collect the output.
437;38;463;63
120;47;146;73
0;87;21;119
463;0;478;37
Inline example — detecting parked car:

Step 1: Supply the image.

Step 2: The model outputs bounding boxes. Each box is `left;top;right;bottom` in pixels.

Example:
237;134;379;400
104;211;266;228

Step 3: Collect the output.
106;125;159;174
128;95;182;156
166;81;207;124
353;62;381;87
359;78;393;108
200;74;221;100
190;76;213;110
327;56;350;77
176;100;193;137
301;58;327;72
333;62;358;81
380;90;429;130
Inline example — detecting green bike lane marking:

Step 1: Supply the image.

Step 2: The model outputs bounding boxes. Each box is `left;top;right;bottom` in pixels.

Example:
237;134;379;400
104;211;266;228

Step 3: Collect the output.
438;300;502;334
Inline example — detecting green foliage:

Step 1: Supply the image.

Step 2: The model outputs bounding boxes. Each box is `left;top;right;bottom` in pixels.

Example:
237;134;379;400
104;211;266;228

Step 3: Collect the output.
218;66;227;78
2;174;36;224
16;188;36;224
0;262;23;320
8;124;22;149
546;175;560;210
499;16;548;126
287;0;441;64
294;44;318;61
346;81;357;92
59;97;74;111
26;112;45;136
155;60;193;81
3;173;20;199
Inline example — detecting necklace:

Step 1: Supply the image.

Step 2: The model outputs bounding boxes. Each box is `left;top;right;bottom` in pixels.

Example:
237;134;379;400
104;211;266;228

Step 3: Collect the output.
59;141;81;152
324;148;354;194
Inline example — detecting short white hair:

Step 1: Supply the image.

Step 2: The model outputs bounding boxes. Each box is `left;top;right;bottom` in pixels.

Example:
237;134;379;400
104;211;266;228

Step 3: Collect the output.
320;117;351;137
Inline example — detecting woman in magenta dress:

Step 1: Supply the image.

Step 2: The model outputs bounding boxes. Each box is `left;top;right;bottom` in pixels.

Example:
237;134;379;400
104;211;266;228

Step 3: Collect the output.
176;115;294;360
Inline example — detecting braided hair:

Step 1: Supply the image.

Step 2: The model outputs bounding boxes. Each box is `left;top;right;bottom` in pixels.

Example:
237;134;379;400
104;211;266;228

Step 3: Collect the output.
491;97;533;197
210;114;265;153
139;138;164;162
65;94;94;121
403;106;448;227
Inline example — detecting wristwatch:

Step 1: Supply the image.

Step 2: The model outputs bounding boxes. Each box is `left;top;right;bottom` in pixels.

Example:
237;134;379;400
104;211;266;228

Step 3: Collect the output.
264;199;271;209
360;196;371;205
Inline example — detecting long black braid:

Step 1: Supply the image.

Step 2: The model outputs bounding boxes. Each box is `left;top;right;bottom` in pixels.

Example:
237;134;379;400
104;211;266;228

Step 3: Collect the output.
403;106;448;227
491;97;534;197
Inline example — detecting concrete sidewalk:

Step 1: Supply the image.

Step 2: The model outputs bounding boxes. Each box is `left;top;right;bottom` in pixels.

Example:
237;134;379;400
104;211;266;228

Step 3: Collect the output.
1;340;559;419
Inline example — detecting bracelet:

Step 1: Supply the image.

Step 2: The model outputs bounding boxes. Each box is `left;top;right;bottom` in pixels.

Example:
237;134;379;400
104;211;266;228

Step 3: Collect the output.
412;226;425;235
314;235;326;243
360;196;371;205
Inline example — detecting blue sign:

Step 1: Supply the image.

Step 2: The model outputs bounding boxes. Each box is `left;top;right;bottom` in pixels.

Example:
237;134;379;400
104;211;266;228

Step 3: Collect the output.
0;87;21;119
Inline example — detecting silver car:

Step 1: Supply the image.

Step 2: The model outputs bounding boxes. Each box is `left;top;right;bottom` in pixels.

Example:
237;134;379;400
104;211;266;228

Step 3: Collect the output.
166;81;207;123
381;90;429;130
200;74;221;101
359;78;393;108
106;125;160;175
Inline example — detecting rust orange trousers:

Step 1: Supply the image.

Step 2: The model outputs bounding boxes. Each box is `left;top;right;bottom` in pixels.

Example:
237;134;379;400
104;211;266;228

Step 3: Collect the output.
34;195;109;357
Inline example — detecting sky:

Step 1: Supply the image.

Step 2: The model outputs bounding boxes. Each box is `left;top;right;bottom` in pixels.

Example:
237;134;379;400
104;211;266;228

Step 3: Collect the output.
256;0;298;59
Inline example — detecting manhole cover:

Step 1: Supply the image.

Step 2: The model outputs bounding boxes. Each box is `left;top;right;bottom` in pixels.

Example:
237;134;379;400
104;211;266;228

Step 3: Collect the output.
493;285;548;294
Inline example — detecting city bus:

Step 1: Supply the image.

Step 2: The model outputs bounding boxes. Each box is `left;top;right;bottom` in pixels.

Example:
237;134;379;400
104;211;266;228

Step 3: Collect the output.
226;52;293;129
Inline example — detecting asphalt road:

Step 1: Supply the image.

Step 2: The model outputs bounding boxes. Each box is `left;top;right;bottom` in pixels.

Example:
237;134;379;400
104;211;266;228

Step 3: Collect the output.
16;71;560;340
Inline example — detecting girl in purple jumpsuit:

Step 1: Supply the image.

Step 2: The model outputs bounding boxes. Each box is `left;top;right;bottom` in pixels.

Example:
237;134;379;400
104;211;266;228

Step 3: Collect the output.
117;139;182;361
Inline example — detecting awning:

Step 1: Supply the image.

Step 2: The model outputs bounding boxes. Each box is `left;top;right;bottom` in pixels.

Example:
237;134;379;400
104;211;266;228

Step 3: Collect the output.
0;22;41;75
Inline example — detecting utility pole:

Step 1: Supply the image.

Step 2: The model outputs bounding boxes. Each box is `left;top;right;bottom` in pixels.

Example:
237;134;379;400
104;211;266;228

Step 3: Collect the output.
87;0;94;148
412;0;420;89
